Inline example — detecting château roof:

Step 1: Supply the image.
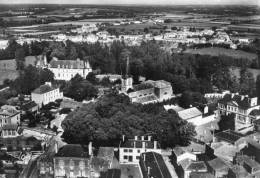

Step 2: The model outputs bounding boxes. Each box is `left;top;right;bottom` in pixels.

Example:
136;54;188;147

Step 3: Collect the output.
219;94;256;109
55;144;90;158
32;83;57;94
49;58;91;69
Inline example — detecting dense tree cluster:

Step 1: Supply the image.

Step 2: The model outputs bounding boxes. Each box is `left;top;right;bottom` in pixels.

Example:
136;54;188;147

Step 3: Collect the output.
62;93;196;148
63;74;98;102
9;65;54;95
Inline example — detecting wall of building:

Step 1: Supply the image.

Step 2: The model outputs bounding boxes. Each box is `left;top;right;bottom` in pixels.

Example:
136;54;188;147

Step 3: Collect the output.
32;89;63;107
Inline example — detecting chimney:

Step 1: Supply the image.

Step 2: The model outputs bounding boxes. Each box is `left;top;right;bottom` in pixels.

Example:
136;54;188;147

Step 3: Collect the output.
148;136;152;141
134;141;136;148
135;136;138;140
45;82;52;86
122;135;125;142
143;154;146;162
154;141;157;149
142;142;146;149
88;142;93;156
231;93;235;98
147;166;151;175
54;141;58;154
204;106;208;114
241;95;245;101
141;136;145;141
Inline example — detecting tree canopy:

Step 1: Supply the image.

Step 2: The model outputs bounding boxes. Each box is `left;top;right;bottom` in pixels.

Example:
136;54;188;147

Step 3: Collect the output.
61;93;196;148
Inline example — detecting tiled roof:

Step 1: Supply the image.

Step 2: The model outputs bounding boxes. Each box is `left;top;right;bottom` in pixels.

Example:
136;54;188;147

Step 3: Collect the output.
49;59;90;69
186;161;207;171
215;130;243;144
208;158;229;171
55;144;89;158
219;94;254;109
178;107;202;120
32;84;57;94
140;152;171;178
178;158;192;170
21;101;38;111
249;109;260;116
189;172;215;178
236;155;260;168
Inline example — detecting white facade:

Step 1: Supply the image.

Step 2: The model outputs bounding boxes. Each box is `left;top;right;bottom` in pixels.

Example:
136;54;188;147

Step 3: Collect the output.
0;105;20;128
48;59;92;81
119;136;161;164
31;83;63;107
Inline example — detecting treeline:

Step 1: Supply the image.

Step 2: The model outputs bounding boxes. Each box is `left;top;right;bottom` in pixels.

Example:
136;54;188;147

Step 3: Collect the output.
2;39;259;96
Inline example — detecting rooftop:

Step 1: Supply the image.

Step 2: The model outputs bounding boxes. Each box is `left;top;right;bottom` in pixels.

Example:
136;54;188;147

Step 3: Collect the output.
49;58;91;69
219;94;257;109
186;161;207;171
208;157;229;171
178;107;202;120
236;155;260;168
140;152;171;178
32;83;57;94
189;172;215;178
100;169;121;178
134;95;158;104
215;130;243;144
55;144;89;158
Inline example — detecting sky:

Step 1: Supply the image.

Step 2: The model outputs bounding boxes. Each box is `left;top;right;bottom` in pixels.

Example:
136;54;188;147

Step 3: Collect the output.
0;0;259;5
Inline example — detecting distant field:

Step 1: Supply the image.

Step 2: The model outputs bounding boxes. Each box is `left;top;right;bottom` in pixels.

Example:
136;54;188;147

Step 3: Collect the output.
0;70;19;85
184;47;257;60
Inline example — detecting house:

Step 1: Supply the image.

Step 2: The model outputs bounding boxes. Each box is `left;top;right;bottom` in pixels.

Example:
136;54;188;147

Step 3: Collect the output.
207;157;229;177
1;124;19;138
218;93;260;131
31;82;63;107
119;135;161;164
53;144;92;178
211;142;239;162
235;155;260;175
20;101;39;114
54;143;114;178
48;58;92;81
177;107;203;124
0;105;20;128
139;152;171;178
120;77;174;104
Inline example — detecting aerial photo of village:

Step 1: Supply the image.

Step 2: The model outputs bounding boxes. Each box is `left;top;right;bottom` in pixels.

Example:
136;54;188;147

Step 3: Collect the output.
0;0;259;177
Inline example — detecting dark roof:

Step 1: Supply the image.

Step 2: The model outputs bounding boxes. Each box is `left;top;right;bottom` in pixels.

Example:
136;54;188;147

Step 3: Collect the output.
120;139;159;149
215;130;243;144
2;124;18;130
32;84;57;94
21;101;38;111
218;94;254;109
249;109;260;116
55;144;89;158
208;158;229;171
186;161;207;171
189;172;215;178
132;83;154;91
100;169;121;178
140;152;171;178
49;59;90;69
236;155;260;168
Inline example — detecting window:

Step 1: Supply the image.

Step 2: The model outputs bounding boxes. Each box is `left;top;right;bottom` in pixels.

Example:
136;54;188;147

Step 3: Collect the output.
124;156;128;160
137;150;140;153
129;149;133;153
136;156;140;160
123;149;128;152
164;92;167;95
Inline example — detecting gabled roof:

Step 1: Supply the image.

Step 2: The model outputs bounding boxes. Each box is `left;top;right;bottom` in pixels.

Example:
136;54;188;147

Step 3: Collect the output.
215;130;243;144
140;152;171;178
186;161;207;171
178;107;202;120
208;158;229;171
219;94;256;109
32;84;57;94
189;172;215;178
49;59;90;69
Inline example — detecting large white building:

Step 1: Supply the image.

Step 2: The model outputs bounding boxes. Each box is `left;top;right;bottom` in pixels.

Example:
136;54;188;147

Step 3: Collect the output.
48;58;92;81
0;105;20;128
218;93;260;131
119;135;161;164
31;82;63;107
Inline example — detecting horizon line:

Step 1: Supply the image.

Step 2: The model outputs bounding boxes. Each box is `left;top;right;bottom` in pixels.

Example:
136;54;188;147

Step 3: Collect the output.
0;3;258;6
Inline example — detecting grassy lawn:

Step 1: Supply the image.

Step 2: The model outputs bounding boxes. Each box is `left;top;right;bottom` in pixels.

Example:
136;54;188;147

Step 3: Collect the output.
184;47;257;60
